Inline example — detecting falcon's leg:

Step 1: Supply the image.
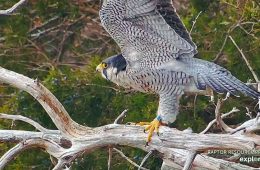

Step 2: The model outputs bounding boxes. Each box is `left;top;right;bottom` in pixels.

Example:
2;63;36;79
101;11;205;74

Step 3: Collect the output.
137;115;164;145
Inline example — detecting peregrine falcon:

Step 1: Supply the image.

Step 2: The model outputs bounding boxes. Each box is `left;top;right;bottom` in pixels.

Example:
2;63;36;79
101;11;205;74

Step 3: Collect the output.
96;0;260;143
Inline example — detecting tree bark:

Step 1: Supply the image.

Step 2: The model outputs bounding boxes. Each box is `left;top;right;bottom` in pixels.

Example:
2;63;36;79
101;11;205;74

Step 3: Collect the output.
0;66;259;170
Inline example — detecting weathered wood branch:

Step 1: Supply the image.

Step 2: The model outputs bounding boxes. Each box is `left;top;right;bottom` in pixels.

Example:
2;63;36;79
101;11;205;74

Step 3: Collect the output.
0;125;259;169
138;150;153;170
108;147;112;170
0;125;259;151
183;151;197;170
0;138;65;169
0;113;56;133
189;11;202;35
215;98;235;133
114;109;128;124
229;35;259;84
200;107;240;134
231;117;260;135
160;147;258;170
0;0;27;15
0;66;259;169
113;148;149;170
0;67;92;137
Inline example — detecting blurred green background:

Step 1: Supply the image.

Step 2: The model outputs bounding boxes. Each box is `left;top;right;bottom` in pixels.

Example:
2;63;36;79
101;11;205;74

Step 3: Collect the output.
0;0;259;169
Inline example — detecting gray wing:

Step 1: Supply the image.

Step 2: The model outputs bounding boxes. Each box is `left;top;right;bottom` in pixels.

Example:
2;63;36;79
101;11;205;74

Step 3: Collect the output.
156;0;197;49
100;0;197;69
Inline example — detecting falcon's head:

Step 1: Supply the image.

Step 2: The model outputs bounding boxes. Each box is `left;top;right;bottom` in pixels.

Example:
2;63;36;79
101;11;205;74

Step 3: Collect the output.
96;54;127;80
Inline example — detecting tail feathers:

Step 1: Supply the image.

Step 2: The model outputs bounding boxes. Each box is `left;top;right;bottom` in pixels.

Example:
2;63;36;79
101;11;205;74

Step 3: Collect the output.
197;72;260;99
221;76;260;99
205;76;225;94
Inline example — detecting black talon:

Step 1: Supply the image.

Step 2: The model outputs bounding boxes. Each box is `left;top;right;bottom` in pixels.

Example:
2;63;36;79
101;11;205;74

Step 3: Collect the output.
145;142;149;147
157;132;159;136
143;129;146;133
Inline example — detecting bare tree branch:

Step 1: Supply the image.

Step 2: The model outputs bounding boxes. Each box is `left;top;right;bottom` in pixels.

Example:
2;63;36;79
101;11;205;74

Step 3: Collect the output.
231;116;260;134
138;150;153;170
113;148;149;170
215;98;234;132
0;0;27;15
1;125;258;152
229;36;259;83
183;151;197;170
238;25;258;40
0;66;92;137
159;147;255;170
0;67;259;169
200;107;240;134
0;138;64;169
189;11;202;34
53;158;70;170
0;123;259;169
0;113;55;133
114;110;128;124
85;83;122;92
108;147;112;170
213;34;229;62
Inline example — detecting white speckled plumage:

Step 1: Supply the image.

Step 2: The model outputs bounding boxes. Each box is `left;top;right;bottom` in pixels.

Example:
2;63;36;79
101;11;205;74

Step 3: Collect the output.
98;0;260;124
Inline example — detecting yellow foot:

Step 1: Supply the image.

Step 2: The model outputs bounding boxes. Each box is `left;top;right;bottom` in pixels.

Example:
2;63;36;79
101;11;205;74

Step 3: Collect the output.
137;116;163;146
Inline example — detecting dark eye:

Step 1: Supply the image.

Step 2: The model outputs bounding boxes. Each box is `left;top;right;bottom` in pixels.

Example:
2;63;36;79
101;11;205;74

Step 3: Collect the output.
102;63;108;68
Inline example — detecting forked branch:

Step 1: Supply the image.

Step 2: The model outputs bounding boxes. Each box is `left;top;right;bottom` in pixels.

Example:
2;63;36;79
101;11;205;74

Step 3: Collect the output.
0;67;92;137
0;66;259;170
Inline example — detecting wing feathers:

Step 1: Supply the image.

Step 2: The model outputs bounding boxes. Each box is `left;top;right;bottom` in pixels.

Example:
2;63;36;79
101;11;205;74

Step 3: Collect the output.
157;0;197;51
100;0;197;70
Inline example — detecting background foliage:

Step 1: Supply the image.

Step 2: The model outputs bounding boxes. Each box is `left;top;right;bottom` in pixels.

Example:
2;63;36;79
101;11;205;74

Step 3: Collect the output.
0;0;259;169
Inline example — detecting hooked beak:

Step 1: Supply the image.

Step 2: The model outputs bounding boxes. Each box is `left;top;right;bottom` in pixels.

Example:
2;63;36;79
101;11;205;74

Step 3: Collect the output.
96;63;103;72
96;63;108;80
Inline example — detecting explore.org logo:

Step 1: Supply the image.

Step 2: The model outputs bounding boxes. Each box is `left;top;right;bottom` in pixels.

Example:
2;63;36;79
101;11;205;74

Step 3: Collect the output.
240;156;260;163
207;149;260;165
